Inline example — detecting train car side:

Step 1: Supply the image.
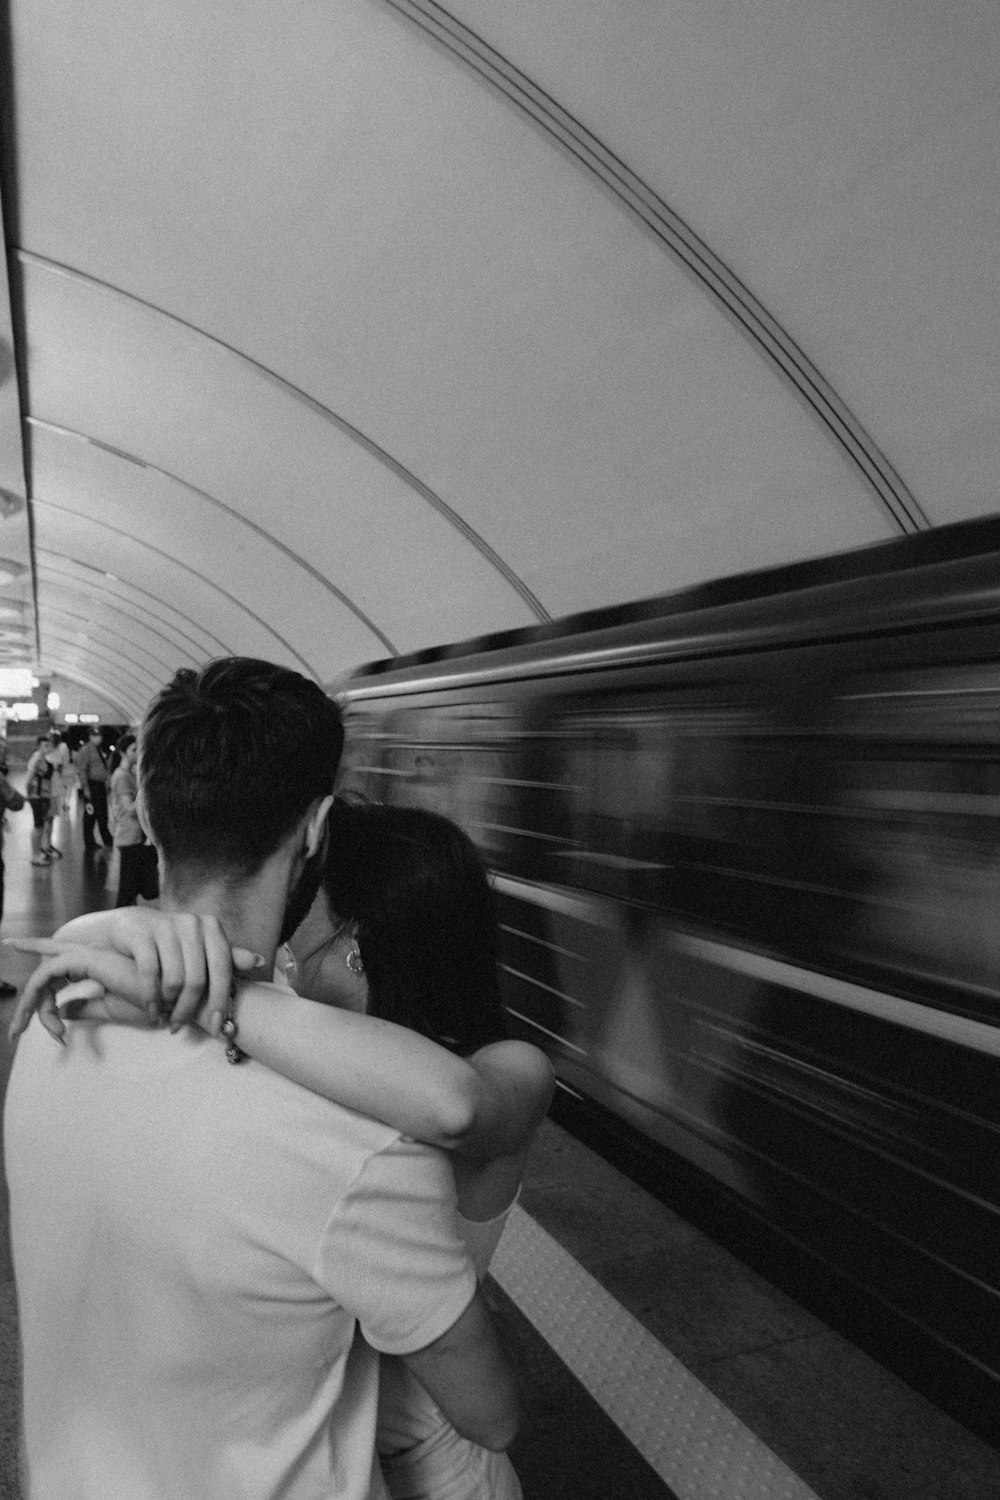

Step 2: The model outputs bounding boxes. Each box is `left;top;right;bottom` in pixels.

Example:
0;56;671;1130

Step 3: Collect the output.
333;517;1000;1436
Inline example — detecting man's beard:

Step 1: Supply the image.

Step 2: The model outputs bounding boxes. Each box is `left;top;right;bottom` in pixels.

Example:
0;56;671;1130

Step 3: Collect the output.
279;835;328;946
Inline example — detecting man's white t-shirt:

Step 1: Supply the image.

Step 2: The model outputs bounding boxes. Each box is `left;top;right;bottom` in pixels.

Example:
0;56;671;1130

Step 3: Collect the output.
4;1005;477;1500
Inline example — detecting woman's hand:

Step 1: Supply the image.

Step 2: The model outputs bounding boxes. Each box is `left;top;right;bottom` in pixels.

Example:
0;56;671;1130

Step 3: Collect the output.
6;908;264;1043
5;944;162;1043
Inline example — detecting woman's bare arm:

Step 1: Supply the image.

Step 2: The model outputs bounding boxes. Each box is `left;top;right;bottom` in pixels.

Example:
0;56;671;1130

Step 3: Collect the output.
8;909;554;1159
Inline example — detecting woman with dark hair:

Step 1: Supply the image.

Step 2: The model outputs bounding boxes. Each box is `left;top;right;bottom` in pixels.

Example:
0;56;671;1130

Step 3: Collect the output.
273;801;548;1497
10;800;554;1500
288;799;507;1053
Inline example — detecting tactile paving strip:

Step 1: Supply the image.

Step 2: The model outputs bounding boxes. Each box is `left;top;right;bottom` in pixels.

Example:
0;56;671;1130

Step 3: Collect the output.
491;1205;821;1500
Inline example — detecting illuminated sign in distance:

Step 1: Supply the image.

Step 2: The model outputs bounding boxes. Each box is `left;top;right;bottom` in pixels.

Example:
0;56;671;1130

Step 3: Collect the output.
0;668;34;697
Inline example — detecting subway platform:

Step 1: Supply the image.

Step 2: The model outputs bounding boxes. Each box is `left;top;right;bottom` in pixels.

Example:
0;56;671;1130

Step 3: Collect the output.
2;798;999;1499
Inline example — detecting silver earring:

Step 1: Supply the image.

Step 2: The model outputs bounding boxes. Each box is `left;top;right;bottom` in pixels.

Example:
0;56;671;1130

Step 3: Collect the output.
345;947;364;976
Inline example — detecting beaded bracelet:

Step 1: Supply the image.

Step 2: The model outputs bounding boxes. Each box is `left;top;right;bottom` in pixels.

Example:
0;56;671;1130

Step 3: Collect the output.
220;978;247;1064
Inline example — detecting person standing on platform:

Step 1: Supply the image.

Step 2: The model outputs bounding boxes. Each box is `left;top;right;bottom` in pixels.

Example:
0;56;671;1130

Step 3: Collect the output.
48;730;74;812
4;657;517;1500
0;745;25;998
75;725;111;849
25;735;59;865
42;734;69;857
11;799;553;1500
109;733;158;906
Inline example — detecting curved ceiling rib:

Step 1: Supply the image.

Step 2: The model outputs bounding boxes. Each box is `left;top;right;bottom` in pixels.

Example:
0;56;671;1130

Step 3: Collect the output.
47;612;197;684
38;557;234;660
383;0;929;535
29;417;398;656
41;614;168;683
32;498;319;678
36;577;204;668
20;253;552;627
42;639;158;700
43;606;184;683
42;631;161;702
41;638;155;703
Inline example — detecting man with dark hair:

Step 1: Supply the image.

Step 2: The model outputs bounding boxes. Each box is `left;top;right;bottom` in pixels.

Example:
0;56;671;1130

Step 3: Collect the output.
138;658;346;878
75;724;111;848
6;657;516;1500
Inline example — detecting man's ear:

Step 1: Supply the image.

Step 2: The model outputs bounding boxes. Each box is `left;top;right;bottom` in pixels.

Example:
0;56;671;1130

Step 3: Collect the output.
135;784;154;844
304;794;334;858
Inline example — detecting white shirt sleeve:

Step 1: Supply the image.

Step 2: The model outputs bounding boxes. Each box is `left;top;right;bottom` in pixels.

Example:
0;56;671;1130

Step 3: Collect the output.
314;1135;477;1358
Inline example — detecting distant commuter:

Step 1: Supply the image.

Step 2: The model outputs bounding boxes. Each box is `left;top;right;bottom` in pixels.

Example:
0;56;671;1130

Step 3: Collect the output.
46;731;73;813
0;744;25;997
25;735;59;865
75;725;111;849
109;733;158;906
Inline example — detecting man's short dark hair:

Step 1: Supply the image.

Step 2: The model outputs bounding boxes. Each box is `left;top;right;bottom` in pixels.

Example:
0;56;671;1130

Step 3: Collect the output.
139;658;343;878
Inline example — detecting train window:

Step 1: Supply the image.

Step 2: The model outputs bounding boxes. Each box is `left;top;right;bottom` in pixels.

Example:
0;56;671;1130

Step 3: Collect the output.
541;703;677;901
516;676;858;959
825;663;1000;998
339;700;574;873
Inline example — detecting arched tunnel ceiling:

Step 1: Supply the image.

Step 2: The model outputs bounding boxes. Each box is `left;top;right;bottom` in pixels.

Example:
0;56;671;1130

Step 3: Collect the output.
0;0;998;720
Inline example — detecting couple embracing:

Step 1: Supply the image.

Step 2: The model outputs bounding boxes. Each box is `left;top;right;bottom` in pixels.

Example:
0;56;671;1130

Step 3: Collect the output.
4;657;553;1500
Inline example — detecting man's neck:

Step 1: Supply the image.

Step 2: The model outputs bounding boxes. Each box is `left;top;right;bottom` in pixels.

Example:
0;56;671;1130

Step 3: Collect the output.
158;860;293;971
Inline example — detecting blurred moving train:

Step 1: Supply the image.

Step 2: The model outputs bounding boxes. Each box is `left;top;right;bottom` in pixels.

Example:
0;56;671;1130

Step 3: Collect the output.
332;514;1000;1436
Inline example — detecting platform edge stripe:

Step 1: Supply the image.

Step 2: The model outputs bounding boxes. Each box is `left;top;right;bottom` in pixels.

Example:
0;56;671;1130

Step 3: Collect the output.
492;1205;821;1500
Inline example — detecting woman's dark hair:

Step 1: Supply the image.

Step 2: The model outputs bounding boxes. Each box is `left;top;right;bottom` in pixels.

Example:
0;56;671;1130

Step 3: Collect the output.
321;799;507;1054
108;733;136;778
